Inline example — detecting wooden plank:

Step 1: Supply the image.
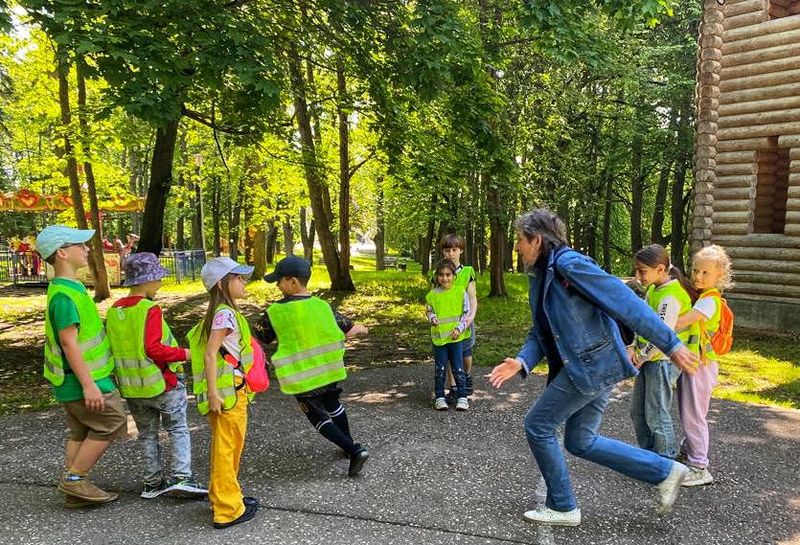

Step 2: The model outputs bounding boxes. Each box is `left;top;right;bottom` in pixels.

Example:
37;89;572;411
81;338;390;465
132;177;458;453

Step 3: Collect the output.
716;137;774;151
714;187;753;199
712;223;751;235
718;121;800;141
715;174;756;187
716;150;757;163
733;258;800;273
785;224;800;235
714;200;751;211
730;281;800;296
726;292;800;305
724;10;768;29
718;107;800;128
778;134;800;148
712;234;800;248
719;95;800;116
713;210;752;223
720;82;800;104
724;15;800;44
720;68;800;92
724;0;764;16
723;43;800;68
716;163;758;176
732;272;800;287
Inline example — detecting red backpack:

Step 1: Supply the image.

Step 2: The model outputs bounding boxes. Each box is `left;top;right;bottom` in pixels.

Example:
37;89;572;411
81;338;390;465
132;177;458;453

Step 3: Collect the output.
699;289;734;357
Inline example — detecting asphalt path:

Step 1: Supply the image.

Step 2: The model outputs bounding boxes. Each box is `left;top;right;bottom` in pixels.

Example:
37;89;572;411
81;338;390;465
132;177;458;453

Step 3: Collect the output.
1;364;797;544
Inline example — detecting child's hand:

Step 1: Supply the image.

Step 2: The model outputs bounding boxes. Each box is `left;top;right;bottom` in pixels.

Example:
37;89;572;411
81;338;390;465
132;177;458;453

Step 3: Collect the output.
208;392;224;413
346;324;369;338
450;329;461;340
184;348;191;361
82;383;105;412
430;317;439;326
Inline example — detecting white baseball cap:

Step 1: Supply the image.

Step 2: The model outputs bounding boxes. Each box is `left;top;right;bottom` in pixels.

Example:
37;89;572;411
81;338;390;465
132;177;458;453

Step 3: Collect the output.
200;257;254;291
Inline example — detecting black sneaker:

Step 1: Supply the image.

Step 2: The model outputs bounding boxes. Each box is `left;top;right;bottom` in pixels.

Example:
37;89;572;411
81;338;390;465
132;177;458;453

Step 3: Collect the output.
348;447;369;477
465;374;474;396
141;479;174;499
243;496;259;507
166;477;208;498
213;502;258;529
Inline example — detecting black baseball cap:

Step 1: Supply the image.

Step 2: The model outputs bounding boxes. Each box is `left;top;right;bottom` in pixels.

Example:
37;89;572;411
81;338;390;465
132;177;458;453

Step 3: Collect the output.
264;256;312;283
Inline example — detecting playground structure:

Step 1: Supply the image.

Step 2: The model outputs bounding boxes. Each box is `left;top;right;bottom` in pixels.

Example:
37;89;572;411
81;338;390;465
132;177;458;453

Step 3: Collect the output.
693;0;800;332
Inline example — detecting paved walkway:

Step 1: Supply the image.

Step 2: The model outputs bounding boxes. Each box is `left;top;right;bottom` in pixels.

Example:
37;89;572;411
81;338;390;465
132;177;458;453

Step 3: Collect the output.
1;364;798;544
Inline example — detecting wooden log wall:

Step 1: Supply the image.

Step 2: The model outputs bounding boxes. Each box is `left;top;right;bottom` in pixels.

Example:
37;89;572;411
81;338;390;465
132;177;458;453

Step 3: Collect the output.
700;0;800;301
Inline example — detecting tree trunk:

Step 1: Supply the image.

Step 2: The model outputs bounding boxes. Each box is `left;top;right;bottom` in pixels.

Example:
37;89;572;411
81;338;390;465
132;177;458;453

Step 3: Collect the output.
228;169;246;261
375;178;385;270
420;195;436;276
299;207;315;263
211;177;221;256
189;160;205;251
672;119;691;270
651;159;673;247
283;220;295;256
630;133;645;255
176;133;186;250
139;118;180;255
602;170;614;272
75;56;111;300
286;44;354;291
487;179;506;296
252;227;266;280
266;222;278;264
336;58;352;280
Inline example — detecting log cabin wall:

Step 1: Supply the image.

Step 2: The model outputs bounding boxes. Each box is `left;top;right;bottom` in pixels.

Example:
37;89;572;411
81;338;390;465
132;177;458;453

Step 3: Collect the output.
693;0;800;331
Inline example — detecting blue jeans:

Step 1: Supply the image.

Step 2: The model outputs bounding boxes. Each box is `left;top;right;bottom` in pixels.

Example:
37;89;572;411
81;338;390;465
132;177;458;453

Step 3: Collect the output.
433;341;466;399
127;383;193;485
630;359;681;459
524;370;673;511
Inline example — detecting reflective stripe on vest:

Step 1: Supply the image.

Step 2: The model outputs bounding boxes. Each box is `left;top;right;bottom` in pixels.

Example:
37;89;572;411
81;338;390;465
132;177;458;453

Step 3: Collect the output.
698;289;722;362
425;287;471;346
106;299;180;399
44;282;114;386
637;280;700;361
267;297;346;395
188;304;254;415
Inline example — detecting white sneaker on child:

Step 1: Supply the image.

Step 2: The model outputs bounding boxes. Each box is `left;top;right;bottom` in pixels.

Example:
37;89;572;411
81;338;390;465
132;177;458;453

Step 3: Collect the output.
522;507;581;526
434;397;448;411
681;466;713;487
455;397;469;411
656;461;689;514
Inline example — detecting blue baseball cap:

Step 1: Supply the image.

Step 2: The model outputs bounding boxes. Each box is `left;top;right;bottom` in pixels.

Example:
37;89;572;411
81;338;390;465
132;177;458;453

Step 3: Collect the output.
264;256;312;283
36;225;95;260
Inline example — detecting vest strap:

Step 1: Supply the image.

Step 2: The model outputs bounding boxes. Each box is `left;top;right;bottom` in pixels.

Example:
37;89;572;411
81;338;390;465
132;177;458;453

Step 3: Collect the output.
272;340;346;368
278;360;345;386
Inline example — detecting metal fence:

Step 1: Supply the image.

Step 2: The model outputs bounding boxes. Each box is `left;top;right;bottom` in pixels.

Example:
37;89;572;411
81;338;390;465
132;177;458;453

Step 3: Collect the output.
0;249;207;286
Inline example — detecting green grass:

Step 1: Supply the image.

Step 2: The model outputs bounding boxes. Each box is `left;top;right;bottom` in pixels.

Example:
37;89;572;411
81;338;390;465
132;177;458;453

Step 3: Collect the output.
1;254;798;413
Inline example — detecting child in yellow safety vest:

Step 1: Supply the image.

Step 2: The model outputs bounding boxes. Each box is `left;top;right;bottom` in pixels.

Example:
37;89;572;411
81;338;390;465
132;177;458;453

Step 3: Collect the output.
37;225;127;509
188;257;258;530
105;252;207;500
673;244;734;488
630;245;699;460
440;234;478;401
425;259;471;412
254;256;371;477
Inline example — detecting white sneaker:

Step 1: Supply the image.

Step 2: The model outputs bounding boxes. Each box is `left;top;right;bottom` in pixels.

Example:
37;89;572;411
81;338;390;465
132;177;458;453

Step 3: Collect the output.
681;466;713;487
522;507;581;527
656;461;689;515
434;397;448;411
455;397;469;411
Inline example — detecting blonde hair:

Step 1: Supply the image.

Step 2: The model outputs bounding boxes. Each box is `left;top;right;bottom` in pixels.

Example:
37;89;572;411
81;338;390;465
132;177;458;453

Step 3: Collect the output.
693;244;734;292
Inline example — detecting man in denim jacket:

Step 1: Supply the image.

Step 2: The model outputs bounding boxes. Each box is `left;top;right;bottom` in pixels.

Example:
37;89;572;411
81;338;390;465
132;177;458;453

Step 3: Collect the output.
490;209;699;528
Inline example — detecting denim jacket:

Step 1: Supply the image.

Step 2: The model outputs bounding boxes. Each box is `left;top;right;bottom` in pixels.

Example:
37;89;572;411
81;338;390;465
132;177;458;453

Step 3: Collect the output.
517;247;682;395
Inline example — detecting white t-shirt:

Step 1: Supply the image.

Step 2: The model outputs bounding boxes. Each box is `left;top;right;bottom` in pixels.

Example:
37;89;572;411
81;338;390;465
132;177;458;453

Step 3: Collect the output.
694;297;717;321
211;307;243;364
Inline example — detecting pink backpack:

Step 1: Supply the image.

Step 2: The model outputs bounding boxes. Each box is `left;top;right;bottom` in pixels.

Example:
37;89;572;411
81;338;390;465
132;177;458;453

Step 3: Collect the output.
245;339;270;393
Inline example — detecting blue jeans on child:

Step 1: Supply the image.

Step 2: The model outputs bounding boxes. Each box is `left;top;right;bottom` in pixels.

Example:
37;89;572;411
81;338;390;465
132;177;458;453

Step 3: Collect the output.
630;359;681;459
524;369;673;512
433;341;466;399
127;383;193;485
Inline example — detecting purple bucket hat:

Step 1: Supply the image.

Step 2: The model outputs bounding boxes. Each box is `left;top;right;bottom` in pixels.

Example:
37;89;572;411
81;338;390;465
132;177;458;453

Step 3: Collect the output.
123;252;170;286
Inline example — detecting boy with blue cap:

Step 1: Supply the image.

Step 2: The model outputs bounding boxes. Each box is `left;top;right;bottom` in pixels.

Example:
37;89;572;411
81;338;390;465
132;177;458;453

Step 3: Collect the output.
38;225;127;508
254;256;371;477
105;252;208;499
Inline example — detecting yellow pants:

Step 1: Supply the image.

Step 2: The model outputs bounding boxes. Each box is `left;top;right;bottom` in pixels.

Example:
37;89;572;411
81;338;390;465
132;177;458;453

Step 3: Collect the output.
208;389;248;524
